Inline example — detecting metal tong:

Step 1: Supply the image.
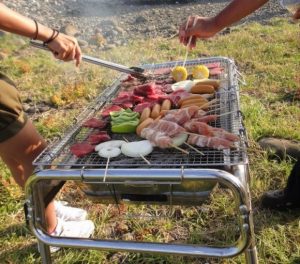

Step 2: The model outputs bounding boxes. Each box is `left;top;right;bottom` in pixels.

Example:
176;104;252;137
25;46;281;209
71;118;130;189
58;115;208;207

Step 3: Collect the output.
30;40;146;79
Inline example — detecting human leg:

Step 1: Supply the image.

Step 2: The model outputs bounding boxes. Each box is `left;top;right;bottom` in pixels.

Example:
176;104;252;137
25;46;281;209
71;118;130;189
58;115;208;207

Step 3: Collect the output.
0;73;92;236
261;158;300;210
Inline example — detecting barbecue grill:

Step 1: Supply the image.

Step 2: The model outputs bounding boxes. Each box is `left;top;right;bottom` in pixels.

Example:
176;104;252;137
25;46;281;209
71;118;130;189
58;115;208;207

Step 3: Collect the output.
25;57;258;264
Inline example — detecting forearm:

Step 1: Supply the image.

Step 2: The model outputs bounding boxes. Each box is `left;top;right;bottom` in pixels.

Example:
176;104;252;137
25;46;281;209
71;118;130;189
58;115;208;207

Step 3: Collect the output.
213;0;270;31
0;3;52;41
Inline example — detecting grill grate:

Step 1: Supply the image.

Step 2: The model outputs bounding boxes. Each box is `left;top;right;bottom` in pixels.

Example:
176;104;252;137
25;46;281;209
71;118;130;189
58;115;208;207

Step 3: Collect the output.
34;57;248;169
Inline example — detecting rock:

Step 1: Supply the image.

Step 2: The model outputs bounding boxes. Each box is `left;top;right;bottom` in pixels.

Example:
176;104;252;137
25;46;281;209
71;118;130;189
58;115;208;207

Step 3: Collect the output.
27;106;36;114
115;26;125;35
135;15;148;24
103;44;116;50
38;106;51;113
23;103;31;112
61;24;79;36
99;19;117;27
78;39;89;48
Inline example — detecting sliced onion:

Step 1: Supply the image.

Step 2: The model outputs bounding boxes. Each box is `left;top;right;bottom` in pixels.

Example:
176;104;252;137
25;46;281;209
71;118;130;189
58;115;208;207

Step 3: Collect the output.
121;140;153;157
171;133;188;147
95;140;126;152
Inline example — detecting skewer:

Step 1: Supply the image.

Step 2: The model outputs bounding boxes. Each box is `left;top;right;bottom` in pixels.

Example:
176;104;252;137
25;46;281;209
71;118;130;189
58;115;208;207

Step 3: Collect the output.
103;156;110;182
183;17;198;68
198;98;218;110
123;136;151;165
184;142;205;155
169;143;189;155
217;110;237;117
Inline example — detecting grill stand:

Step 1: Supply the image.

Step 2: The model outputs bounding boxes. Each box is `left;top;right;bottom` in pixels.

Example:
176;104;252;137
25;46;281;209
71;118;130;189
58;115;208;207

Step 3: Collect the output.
25;165;258;264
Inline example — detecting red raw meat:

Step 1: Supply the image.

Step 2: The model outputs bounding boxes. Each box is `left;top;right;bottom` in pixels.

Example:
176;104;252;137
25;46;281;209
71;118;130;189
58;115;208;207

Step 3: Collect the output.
131;95;144;104
160;84;173;94
205;62;221;69
147;93;168;103
101;105;123;117
133;82;156;96
152;68;171;75
70;143;94;158
209;67;224;76
133;102;153;113
155;78;174;85
120;102;133;109
82;118;107;129
168;89;190;106
88;131;111;145
121;75;136;82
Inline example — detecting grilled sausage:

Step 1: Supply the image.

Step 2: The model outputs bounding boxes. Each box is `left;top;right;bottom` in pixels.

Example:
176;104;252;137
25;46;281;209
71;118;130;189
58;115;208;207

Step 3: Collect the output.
190;84;215;94
139;107;151;123
136;118;154;137
161;99;171;111
150;103;161;119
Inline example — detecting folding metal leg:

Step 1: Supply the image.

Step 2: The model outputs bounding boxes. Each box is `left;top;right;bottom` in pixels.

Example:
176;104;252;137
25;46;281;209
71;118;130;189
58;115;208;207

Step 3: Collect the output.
38;241;52;264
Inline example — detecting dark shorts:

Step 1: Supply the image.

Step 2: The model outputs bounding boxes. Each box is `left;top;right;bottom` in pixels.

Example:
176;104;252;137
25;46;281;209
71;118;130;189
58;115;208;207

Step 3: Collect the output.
0;73;27;143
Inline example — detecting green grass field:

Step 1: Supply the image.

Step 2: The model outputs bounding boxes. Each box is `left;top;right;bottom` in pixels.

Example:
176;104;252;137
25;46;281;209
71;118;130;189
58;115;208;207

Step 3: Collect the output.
0;18;300;263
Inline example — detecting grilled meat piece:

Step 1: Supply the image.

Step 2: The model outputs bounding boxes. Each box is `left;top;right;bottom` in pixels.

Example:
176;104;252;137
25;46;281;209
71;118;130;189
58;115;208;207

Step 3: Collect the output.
163;106;199;125
188;134;234;150
70;143;94;158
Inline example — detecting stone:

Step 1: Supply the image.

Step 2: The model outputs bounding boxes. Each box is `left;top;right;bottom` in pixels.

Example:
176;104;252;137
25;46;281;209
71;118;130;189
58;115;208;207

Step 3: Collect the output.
78;39;89;48
135;16;148;24
61;24;79;36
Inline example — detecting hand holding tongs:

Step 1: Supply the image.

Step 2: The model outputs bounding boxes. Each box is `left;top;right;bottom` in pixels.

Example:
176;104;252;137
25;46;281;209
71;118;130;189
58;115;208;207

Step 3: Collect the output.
30;40;146;79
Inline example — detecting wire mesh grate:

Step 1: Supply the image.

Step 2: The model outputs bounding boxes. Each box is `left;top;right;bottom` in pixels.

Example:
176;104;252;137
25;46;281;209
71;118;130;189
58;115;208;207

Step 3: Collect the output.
34;57;248;169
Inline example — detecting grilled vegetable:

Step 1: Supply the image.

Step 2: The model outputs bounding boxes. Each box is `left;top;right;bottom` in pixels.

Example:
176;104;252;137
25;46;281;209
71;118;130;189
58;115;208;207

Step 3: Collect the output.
192;65;209;79
171;66;188;82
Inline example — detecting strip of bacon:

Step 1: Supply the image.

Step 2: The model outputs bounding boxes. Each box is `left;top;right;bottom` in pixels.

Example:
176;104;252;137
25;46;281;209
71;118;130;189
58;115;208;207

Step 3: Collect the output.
163;106;199;125
192;115;218;123
140;128;171;148
187;134;234;150
147;119;186;137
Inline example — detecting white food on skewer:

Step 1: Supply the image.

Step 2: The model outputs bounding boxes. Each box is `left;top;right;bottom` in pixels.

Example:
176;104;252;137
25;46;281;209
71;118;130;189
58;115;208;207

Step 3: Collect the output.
98;147;121;158
172;133;188;147
95;140;126;152
121;140;153;158
171;80;195;92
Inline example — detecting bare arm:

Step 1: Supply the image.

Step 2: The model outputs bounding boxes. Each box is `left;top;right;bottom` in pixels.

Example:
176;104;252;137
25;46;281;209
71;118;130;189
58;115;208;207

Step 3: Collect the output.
179;0;269;47
0;3;81;65
213;0;269;31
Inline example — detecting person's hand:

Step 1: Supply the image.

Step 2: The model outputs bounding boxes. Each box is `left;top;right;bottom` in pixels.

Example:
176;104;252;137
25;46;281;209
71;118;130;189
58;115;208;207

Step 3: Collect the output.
293;8;300;19
47;33;82;66
179;16;219;49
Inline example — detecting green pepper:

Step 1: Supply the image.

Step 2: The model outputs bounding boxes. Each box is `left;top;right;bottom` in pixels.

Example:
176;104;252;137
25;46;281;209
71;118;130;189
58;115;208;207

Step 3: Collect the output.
111;120;139;133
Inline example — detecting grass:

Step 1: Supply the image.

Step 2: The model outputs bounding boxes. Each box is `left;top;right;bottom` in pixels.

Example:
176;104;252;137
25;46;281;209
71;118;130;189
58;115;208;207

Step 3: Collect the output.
0;17;300;263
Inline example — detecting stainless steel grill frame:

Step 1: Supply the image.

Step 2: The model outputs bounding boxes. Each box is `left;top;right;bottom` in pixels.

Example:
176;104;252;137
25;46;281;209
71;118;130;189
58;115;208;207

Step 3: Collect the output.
25;57;258;264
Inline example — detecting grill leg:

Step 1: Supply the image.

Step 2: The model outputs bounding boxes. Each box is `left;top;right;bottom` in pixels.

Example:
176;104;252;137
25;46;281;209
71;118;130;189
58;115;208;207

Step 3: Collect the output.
245;245;258;264
38;241;52;264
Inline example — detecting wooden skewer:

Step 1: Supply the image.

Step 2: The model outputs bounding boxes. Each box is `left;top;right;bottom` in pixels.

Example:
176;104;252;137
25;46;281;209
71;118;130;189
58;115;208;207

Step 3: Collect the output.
140;154;151;165
183;17;197;67
103;156;110;182
169;143;189;155
123;136;151;165
184;142;205;155
198;98;218;110
182;131;199;136
217;110;237;117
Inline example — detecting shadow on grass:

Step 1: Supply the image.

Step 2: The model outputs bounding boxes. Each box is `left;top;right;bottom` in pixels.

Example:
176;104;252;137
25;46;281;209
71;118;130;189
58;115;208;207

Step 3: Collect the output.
0;242;39;263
